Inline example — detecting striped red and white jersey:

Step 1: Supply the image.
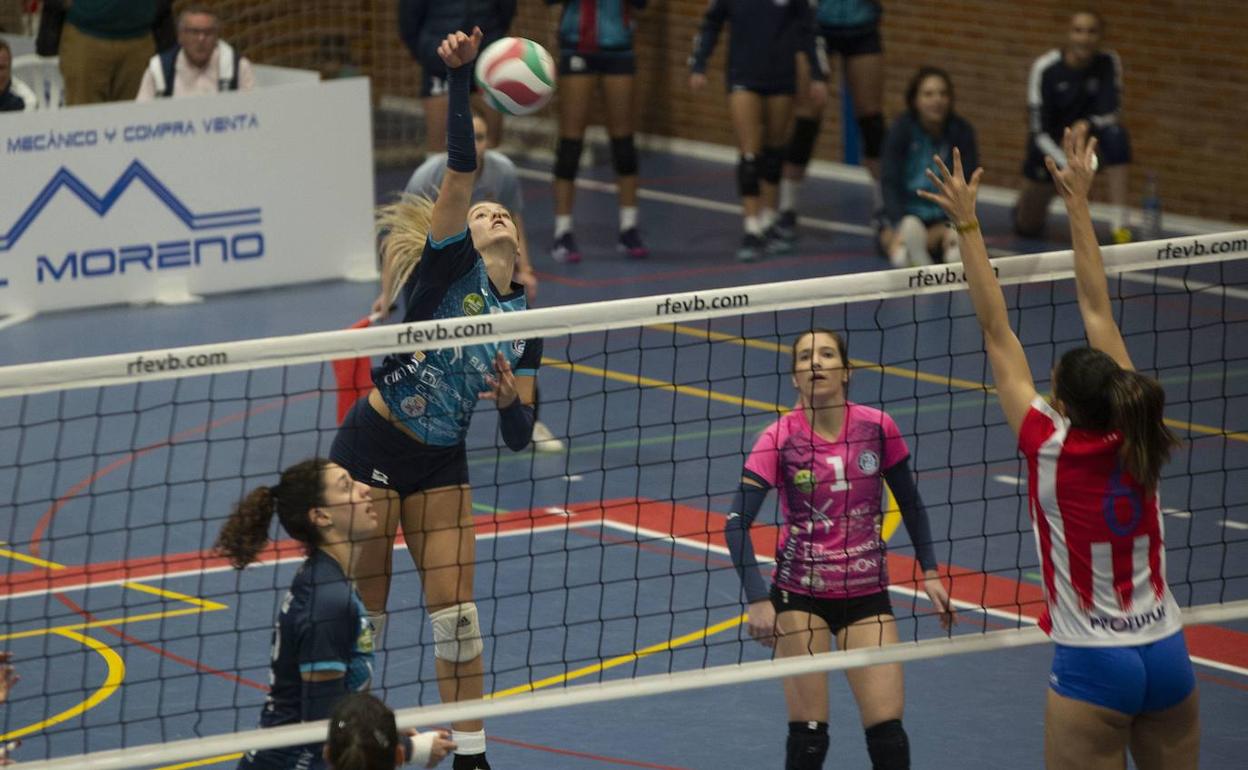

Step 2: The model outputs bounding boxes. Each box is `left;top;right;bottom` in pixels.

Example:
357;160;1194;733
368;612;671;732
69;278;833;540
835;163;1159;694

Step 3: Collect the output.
1019;397;1181;647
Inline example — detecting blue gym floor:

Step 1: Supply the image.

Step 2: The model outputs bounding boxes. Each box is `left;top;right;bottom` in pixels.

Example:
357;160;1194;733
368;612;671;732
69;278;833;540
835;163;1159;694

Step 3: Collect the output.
1;145;1246;769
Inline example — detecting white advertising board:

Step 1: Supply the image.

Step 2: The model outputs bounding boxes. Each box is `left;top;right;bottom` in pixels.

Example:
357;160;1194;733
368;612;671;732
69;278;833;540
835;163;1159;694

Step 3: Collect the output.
0;77;375;314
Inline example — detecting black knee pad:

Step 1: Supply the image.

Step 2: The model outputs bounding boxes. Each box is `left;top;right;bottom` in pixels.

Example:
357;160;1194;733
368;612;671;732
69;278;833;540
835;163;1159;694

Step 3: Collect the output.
858;113;885;159
737;153;760;197
609;134;639;177
759;145;784;184
864;719;909;770
554;137;583;180
786;116;821;167
786;722;829;770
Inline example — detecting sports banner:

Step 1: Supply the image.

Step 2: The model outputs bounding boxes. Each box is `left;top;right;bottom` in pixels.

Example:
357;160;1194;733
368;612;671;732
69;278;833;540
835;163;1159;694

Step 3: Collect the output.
0;78;375;314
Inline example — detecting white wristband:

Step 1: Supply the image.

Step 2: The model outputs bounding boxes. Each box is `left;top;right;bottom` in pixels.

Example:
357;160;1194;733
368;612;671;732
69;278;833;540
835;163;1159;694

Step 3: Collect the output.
404;732;436;766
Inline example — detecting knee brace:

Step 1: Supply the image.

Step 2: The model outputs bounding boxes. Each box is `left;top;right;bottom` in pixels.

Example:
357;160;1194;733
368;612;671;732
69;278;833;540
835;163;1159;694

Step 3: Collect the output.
759;145;784;185
786;116;821;167
737;153;760;197
429;602;483;663
858;113;885;159
609;134;639;177
554;137;584;180
786;721;829;770
864;719;909;770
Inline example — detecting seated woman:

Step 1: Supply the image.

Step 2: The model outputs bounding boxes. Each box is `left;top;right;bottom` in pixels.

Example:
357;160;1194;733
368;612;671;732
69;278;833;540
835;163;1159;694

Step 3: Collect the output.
879;66;978;267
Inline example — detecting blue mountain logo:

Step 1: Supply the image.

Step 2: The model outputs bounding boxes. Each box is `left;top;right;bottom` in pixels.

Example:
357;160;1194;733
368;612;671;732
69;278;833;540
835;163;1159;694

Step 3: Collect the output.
0;159;262;253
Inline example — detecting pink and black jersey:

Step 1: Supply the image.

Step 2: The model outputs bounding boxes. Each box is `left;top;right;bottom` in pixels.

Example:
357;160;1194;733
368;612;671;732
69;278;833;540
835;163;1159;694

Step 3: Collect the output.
744;402;910;598
1019;397;1181;646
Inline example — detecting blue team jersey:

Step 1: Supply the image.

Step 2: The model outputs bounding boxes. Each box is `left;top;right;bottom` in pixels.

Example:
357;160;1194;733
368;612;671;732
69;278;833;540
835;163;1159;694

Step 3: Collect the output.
816;0;880;29
241;551;374;769
374;230;543;447
553;0;645;52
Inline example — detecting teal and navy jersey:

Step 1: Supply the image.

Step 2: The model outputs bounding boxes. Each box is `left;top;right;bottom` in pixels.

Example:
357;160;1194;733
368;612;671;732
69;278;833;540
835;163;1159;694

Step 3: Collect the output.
374;230;543;447
880;111;978;226
816;0;880;30
257;550;374;730
548;0;646;53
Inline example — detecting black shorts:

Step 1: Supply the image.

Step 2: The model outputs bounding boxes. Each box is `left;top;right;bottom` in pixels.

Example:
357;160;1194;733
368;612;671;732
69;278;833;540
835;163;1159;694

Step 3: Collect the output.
770;585;893;636
821;24;883;58
1022;123;1132;182
329;398;468;497
559;49;636;76
728;80;796;97
238;744;322;770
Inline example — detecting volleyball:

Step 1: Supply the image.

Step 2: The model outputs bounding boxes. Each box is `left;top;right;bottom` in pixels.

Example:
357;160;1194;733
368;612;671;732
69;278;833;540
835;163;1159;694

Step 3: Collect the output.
474;37;556;116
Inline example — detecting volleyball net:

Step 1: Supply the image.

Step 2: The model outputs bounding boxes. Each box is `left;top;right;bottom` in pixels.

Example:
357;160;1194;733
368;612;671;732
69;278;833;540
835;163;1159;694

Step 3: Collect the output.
3;231;1247;769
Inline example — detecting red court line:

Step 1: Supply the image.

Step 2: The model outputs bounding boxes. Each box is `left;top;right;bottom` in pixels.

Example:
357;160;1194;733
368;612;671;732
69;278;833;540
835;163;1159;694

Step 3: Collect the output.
52;592;267;691
29;393;315;558
489;735;693;769
589;497;1248;673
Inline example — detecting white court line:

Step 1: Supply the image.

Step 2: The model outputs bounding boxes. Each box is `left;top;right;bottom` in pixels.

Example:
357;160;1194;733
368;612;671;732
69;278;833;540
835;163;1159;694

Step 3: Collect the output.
593;517;1248;677
0;313;34;332
992;474;1023;486
514;167;874;237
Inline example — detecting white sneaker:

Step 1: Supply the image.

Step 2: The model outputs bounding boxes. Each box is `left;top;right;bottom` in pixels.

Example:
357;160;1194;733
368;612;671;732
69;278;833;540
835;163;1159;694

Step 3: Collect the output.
530;420;565;452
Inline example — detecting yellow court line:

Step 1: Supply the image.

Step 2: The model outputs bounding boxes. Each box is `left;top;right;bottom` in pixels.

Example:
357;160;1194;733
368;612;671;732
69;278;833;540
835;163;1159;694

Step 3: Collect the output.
154;753;245;770
120;580;229;611
0;606;219;643
488;613;748;700
0;545;68;570
542;358;783;413
663;323;1247;443
0;628;125;741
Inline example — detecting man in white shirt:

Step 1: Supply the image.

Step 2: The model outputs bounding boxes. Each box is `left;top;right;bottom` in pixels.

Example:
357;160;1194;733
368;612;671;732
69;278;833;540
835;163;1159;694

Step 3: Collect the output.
135;5;255;101
0;39;38;112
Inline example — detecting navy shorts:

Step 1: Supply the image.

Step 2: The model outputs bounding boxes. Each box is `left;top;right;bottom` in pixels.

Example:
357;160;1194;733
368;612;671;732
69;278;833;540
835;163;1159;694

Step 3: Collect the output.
729;81;796;97
1023;123;1132;182
559;49;635;76
821;24;883;58
770;585;893;636
330;398;468;498
1049;630;1196;715
238;744;323;770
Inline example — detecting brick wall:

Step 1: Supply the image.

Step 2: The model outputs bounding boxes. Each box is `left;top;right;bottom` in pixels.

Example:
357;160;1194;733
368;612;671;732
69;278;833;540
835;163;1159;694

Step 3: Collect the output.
195;0;1247;223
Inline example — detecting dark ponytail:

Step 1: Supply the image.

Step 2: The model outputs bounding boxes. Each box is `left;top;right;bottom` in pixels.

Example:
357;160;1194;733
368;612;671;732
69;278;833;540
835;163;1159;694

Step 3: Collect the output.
325;692;399;770
1055;348;1179;491
1108;370;1180;490
214;458;328;568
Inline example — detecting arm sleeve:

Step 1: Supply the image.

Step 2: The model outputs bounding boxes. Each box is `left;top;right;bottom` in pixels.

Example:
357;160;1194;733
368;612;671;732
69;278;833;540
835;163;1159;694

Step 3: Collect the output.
881;458;937;573
398;0;427;58
797;0;827;81
514;337;543;376
880;117;908;226
1089;52;1122;128
399;233;478;322
689;0;729;74
724;476;771;603
495;0;518;30
958;119;979;181
1028;54;1066;165
499;400;536;450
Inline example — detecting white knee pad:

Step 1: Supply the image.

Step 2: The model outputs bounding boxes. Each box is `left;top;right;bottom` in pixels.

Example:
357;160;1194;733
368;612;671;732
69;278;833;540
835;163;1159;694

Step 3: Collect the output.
898;215;932;267
429;602;484;663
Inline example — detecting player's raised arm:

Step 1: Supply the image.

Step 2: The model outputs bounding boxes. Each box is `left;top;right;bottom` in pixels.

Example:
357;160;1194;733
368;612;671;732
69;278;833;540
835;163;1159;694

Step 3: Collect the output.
430;27;484;243
917;150;1037;434
1047;125;1134;370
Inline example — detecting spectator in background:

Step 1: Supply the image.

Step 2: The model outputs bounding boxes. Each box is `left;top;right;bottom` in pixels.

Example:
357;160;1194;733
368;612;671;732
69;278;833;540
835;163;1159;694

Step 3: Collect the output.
778;0;887;243
689;0;827;263
547;0;649;264
1014;10;1133;243
135;5;255;101
398;0;515;154
58;0;157;105
879;66;977;267
0;38;38;111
